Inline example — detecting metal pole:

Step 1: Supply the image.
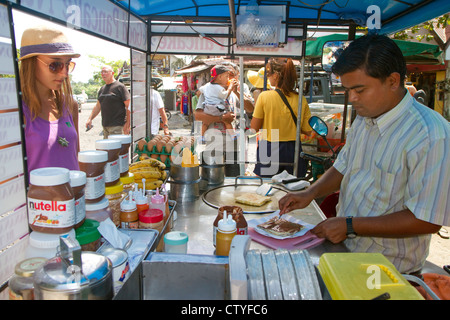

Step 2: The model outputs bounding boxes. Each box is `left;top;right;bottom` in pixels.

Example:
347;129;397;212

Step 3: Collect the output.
293;24;308;177
239;56;246;176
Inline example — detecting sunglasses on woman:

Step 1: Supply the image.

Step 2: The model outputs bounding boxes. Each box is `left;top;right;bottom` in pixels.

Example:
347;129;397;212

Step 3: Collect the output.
36;57;76;74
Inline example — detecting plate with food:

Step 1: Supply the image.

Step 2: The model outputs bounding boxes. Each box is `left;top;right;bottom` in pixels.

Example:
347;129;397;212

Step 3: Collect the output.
248;211;315;239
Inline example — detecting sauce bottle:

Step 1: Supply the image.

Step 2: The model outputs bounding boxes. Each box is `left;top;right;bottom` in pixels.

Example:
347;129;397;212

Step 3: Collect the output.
120;191;138;229
215;210;236;256
150;188;166;223
213;206;247;247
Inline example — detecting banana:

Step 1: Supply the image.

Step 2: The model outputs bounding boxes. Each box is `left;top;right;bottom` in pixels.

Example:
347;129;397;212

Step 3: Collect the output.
130;158;166;170
135;179;163;190
129;166;162;174
132;170;162;180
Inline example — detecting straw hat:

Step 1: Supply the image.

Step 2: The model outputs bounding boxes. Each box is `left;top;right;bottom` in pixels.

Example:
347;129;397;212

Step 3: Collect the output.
20;25;80;60
247;67;265;88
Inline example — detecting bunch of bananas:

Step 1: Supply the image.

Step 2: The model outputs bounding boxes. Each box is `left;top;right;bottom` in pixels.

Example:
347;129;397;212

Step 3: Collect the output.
129;158;167;190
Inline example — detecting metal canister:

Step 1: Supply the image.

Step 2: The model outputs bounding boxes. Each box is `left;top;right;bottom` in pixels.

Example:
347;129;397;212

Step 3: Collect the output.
100;248;131;285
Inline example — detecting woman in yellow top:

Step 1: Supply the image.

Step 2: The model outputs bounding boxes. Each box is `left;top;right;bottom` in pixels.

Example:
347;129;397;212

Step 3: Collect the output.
251;58;312;177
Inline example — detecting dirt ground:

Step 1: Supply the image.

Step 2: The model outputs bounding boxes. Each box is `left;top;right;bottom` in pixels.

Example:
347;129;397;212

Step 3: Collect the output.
78;102;449;273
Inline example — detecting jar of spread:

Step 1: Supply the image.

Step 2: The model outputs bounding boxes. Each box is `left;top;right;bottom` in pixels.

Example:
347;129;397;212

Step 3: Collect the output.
75;219;102;251
105;181;124;227
120;192;138;229
120;173;135;195
85;197;113;223
69;171;86;229
25;229;76;259
9;257;47;300
139;209;164;251
215;211;236;256
108;134;131;177
95;139;121;187
78;150;108;203
164;231;188;254
213;206;246;247
27;167;75;234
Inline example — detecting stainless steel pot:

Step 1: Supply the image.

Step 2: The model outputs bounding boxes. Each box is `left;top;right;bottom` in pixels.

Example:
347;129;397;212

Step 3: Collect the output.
33;236;113;300
200;164;225;185
169;178;201;202
170;164;200;182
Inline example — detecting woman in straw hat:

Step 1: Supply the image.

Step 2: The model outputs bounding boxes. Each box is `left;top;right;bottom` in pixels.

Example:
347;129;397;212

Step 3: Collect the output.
247;66;266;103
19;25;80;174
250;58;312;178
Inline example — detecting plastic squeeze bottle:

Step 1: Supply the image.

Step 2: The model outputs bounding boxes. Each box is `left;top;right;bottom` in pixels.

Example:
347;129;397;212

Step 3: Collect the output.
150;188;166;223
215;210;237;256
120;191;139;229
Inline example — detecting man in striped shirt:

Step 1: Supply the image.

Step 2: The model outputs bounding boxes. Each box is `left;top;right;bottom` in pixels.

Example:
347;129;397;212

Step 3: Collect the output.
279;34;449;274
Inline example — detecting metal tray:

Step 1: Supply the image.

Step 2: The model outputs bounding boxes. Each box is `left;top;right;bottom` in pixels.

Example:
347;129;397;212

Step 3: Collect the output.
201;176;288;214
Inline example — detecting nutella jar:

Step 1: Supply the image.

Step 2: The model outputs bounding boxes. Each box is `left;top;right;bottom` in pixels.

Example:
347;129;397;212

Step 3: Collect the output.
96;139;121;187
27;167;75;234
85;197;113;223
78;150;108;203
70;170;86;229
108;135;131;177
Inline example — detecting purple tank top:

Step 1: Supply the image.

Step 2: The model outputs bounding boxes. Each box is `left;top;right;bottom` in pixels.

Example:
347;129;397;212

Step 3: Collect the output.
22;102;79;175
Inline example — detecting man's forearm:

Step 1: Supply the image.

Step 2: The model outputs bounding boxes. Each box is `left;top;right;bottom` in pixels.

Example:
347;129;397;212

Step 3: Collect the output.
352;210;441;238
88;102;101;121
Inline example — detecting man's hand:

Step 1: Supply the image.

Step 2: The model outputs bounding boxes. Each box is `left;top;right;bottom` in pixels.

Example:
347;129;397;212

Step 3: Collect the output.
311;217;347;244
86;119;93;129
278;190;314;215
222;111;236;124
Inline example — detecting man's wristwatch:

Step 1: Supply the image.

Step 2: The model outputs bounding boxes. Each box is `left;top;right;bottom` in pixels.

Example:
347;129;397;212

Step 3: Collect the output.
346;216;357;239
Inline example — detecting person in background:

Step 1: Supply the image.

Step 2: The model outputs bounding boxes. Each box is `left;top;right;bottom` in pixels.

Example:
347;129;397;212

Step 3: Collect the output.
247;67;266;103
150;85;170;137
19;25;80;175
279;34;449;274
86;65;131;138
250;58;312;178
198;65;236;135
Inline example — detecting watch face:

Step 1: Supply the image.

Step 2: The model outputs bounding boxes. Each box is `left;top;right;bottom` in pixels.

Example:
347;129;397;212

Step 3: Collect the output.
347;233;356;239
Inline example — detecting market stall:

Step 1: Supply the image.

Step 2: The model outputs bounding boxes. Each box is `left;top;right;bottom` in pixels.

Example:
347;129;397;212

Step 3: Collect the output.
0;0;449;301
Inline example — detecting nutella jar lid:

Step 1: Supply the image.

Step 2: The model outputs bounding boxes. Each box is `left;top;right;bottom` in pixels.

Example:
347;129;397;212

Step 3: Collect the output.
108;134;132;144
29;167;70;186
95;139;121;150
78;150;108;163
70;170;87;187
85;197;109;211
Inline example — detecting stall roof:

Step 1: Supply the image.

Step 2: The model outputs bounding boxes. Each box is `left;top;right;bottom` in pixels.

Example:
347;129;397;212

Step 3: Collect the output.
116;0;450;35
306;33;443;64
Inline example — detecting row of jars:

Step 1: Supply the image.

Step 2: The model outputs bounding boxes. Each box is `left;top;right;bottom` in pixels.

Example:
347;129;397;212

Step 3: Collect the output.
26;135;133;260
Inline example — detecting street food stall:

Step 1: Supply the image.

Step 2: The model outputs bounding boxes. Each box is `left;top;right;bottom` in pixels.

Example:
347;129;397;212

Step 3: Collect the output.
0;0;449;301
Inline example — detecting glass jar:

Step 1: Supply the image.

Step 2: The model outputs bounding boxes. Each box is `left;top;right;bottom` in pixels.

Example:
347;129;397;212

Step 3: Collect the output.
85;197;113;223
139;209;164;251
9;257;47;300
105;181;124;227
70;170;86;229
75;219;102;251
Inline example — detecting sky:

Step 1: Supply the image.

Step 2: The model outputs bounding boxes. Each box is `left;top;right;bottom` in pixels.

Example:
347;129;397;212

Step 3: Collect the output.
12;10;131;83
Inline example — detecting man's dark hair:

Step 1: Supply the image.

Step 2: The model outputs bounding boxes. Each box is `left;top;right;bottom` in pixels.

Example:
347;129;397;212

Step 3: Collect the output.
331;34;406;83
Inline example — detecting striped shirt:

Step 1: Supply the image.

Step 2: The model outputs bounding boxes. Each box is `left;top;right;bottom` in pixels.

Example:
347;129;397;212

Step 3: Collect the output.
334;92;450;273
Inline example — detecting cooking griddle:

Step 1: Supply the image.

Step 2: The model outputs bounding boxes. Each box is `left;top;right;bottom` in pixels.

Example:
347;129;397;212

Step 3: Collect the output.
202;176;288;213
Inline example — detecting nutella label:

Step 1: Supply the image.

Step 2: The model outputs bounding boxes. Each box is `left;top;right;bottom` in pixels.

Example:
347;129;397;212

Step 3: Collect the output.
85;174;105;199
104;160;120;183
75;194;86;223
28;198;75;228
119;154;129;174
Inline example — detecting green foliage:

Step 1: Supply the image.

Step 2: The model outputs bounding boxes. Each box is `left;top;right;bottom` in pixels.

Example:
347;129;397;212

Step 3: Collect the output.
392;14;449;43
